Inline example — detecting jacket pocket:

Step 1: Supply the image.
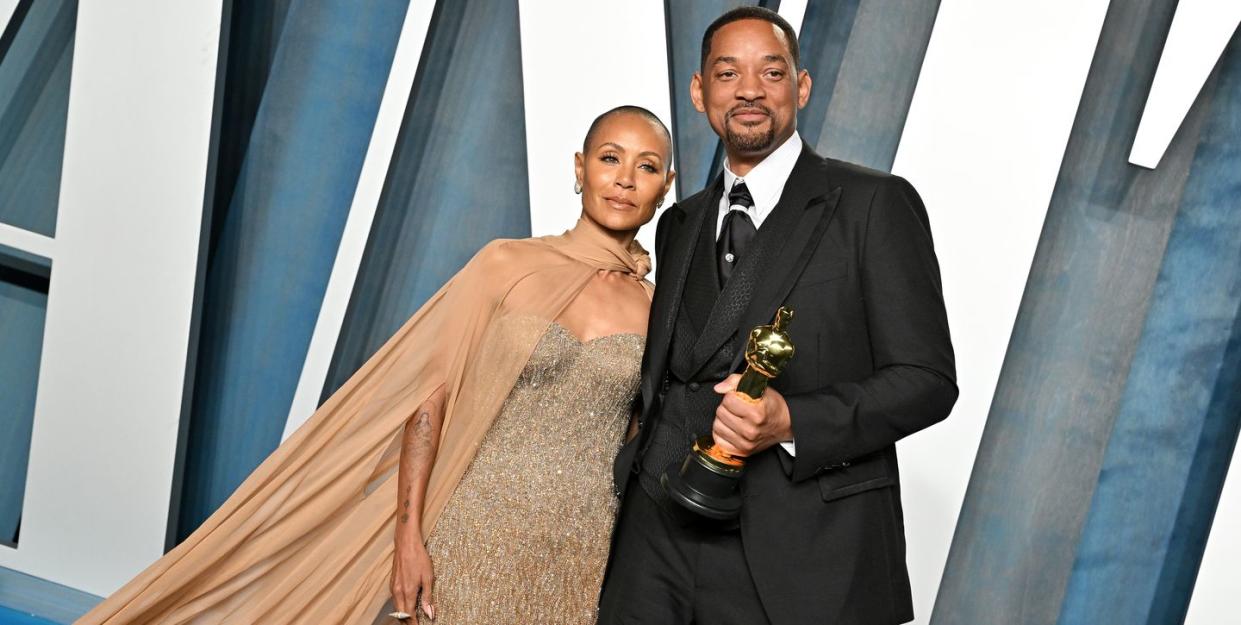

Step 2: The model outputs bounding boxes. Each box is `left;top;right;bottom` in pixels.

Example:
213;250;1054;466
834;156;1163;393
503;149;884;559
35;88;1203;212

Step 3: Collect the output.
816;459;894;502
794;259;848;288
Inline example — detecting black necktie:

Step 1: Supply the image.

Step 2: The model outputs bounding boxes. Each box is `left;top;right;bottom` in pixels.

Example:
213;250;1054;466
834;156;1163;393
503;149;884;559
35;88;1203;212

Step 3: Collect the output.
717;180;757;287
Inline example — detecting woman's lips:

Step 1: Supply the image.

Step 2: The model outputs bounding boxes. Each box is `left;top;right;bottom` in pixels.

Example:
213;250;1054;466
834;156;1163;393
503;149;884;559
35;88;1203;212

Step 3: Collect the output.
604;196;636;210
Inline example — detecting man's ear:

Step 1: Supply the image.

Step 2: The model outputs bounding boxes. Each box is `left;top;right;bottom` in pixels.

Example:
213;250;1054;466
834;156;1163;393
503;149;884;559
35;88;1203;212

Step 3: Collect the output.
690;73;706;113
796;69;812;109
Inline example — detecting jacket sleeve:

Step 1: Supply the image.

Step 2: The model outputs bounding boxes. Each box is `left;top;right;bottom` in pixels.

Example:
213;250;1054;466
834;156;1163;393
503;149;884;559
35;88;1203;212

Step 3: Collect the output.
652;204;675;283
784;176;958;482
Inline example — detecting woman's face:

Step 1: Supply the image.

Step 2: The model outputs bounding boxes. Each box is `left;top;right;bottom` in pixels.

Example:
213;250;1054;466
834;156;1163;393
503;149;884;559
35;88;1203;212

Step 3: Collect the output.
575;114;675;235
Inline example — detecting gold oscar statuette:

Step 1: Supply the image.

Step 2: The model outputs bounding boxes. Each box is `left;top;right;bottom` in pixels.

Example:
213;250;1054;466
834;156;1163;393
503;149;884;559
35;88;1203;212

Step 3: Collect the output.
662;307;796;520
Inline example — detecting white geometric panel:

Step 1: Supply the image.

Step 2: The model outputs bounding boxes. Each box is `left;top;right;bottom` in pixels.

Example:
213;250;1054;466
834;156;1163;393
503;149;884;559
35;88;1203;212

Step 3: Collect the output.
777;0;808;35
518;0;675;260
0;1;224;596
891;1;1111;621
1185;456;1241;624
0;0;19;34
0;222;54;259
1129;0;1241;169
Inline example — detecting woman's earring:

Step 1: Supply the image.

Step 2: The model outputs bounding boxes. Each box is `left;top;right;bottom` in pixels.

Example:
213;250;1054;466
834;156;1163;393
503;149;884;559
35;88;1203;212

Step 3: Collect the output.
655;198;664;209
574;180;582;194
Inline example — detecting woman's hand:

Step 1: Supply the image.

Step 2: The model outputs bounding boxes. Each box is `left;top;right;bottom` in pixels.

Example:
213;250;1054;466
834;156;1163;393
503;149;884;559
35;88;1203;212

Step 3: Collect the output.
391;539;435;620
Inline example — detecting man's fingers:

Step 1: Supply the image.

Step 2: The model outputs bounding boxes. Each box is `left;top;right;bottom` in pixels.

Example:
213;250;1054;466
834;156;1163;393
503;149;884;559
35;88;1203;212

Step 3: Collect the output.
712;415;748;456
721;391;765;423
713;432;744;457
713;373;742;394
718;402;762;440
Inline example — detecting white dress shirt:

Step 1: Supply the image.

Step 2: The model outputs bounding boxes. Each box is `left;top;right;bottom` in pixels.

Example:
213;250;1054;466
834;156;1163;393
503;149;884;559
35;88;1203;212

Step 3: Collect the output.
715;130;803;456
716;130;803;236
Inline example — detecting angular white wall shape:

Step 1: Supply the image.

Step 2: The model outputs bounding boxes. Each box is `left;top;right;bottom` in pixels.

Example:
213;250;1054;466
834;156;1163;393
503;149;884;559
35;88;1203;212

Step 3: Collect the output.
1129;0;1241;169
284;0;438;439
1185;457;1241;624
778;0;808;36
518;0;675;259
0;222;54;259
889;2;1110;621
0;0;20;36
0;1;223;596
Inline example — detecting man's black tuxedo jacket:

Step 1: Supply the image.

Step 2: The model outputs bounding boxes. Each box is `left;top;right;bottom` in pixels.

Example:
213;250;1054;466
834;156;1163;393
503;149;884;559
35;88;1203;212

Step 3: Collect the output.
613;144;958;625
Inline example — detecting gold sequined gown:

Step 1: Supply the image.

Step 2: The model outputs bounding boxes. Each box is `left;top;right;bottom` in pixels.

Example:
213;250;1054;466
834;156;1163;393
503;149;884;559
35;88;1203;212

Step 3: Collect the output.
420;319;644;625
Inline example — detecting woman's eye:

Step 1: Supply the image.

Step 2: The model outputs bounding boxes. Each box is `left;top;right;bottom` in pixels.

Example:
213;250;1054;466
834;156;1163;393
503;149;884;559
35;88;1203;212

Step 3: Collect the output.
640;163;657;173
600;154;619;163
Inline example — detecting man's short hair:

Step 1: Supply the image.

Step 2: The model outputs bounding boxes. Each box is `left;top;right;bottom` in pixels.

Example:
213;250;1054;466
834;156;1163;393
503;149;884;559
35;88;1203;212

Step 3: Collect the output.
700;6;800;72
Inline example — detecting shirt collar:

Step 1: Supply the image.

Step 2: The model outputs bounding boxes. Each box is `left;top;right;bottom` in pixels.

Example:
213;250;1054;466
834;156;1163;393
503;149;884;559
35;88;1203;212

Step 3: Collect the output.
722;130;803;215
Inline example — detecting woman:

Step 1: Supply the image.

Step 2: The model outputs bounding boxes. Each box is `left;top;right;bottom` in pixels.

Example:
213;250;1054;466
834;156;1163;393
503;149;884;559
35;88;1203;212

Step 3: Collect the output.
74;105;674;625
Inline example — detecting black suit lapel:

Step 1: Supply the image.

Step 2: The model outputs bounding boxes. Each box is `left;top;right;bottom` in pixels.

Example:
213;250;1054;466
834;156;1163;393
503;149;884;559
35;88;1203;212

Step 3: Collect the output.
639;175;720;413
688;145;840;376
730;184;842;371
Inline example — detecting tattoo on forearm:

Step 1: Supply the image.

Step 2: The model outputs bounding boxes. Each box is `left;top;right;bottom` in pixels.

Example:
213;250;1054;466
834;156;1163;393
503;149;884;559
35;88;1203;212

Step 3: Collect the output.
399;408;436;526
413;410;433;452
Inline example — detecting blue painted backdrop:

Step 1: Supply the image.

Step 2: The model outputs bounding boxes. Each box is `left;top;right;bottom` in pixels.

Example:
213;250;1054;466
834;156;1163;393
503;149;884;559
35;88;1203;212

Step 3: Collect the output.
933;4;1241;624
323;0;532;399
176;0;410;541
0;3;1238;625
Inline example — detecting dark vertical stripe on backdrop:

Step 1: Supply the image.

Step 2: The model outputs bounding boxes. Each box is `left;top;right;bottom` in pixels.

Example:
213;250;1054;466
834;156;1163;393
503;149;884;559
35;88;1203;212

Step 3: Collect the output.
165;0;234;550
1058;28;1241;625
205;0;294;260
0;258;48;546
796;0;938;171
664;0;757;197
177;0;410;541
933;2;1221;623
323;0;531;399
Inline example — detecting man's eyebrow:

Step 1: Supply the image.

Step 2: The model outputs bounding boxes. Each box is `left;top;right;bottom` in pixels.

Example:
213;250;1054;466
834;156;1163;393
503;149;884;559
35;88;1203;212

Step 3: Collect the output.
711;54;790;66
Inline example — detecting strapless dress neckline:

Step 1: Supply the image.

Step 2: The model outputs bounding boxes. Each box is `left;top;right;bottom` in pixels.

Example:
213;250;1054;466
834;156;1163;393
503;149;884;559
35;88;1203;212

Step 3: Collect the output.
545;319;644;346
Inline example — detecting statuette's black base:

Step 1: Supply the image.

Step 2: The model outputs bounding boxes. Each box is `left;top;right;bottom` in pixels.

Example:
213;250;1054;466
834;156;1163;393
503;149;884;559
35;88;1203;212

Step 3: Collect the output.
661;441;743;521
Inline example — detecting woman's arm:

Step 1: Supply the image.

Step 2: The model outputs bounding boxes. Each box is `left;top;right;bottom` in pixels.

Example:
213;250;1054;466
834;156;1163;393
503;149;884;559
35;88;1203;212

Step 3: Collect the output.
391;384;446;620
625;408;640;443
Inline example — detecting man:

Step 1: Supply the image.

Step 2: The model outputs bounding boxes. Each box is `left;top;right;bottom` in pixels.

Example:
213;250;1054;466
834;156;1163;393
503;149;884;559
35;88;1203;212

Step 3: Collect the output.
599;7;957;625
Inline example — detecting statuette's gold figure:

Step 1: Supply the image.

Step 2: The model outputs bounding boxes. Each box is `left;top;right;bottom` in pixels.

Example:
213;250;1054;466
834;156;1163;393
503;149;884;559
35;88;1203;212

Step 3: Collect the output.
702;307;795;467
735;306;796;399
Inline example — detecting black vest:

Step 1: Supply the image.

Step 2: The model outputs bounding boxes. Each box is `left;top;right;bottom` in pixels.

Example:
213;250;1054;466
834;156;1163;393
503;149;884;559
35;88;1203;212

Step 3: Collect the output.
637;200;747;503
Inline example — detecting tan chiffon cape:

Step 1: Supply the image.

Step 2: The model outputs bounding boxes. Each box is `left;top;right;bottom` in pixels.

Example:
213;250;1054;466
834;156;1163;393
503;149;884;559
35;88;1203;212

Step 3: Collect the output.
76;218;652;625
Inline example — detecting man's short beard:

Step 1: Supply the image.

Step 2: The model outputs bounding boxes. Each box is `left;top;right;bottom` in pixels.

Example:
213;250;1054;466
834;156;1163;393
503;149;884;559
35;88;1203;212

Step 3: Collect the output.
725;123;776;153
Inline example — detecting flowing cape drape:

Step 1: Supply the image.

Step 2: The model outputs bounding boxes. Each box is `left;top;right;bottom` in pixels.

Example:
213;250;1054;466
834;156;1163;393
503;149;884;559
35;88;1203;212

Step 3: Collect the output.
76;219;652;625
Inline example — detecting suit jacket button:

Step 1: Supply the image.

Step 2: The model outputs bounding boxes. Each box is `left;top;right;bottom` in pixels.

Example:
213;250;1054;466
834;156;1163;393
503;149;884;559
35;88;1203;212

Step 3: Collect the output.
688;382;700;392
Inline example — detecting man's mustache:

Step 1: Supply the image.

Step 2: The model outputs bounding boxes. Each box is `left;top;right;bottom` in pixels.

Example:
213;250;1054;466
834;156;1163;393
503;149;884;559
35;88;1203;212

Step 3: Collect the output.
726;103;773;120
